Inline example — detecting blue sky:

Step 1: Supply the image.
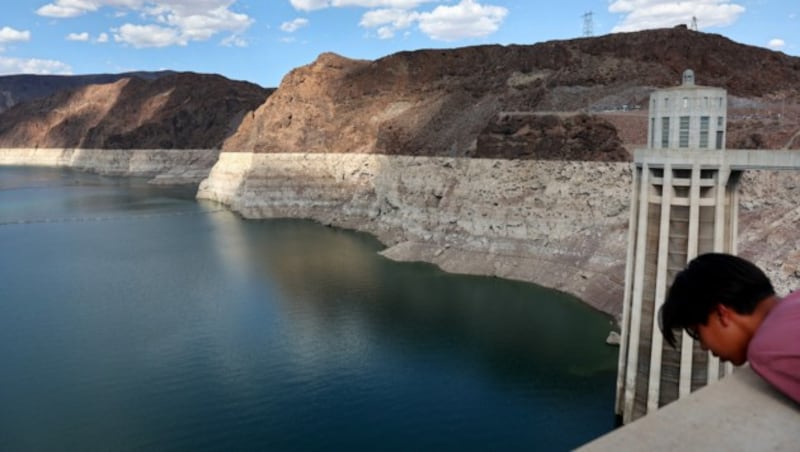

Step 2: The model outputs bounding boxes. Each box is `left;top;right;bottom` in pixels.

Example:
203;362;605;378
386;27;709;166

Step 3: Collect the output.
0;1;797;87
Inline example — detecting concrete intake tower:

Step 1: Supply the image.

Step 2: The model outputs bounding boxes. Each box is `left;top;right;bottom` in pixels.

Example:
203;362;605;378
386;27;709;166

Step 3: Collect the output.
615;70;736;423
615;68;800;424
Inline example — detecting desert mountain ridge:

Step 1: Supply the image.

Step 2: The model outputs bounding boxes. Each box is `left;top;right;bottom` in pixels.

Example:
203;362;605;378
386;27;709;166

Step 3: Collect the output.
0;72;272;150
0;70;181;114
225;25;800;159
1;26;799;156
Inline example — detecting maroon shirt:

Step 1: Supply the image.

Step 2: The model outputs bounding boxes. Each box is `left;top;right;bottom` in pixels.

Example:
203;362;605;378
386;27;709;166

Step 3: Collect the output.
747;290;800;404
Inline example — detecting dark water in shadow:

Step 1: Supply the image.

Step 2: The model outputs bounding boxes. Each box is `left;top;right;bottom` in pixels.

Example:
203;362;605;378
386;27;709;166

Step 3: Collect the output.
0;166;618;451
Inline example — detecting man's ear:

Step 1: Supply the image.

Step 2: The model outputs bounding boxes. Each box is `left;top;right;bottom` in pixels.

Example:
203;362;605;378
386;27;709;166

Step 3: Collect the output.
716;304;733;327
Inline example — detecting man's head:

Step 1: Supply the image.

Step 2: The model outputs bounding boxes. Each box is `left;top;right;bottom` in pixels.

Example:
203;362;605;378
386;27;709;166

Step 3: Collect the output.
659;253;775;365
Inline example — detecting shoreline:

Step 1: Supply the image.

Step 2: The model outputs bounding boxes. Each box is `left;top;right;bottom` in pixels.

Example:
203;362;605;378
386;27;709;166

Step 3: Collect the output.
4;147;799;318
0;147;218;185
197;152;632;317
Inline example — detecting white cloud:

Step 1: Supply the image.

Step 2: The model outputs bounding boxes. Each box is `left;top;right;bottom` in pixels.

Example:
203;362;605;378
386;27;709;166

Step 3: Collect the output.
281;18;309;32
67;31;90;41
290;0;329;10
609;0;745;32
36;1;254;48
97;32;109;42
0;56;72;75
155;4;253;42
114;23;184;47
291;0;432;11
336;0;432;7
768;38;785;50
417;0;507;41
221;34;247;47
360;8;418;28
0;26;31;44
360;8;418;39
37;0;100;18
356;0;506;41
377;26;395;39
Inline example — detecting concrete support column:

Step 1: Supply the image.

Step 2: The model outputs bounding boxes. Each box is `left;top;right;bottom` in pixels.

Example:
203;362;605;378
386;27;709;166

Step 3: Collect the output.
622;162;652;424
647;163;672;412
615;163;640;416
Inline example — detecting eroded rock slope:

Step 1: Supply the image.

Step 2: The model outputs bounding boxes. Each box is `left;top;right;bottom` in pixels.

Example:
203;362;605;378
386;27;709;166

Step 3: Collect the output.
0;72;271;150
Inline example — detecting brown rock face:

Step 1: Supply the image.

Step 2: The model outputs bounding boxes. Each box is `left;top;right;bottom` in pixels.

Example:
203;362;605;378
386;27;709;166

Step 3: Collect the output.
0;71;175;114
226;26;800;158
477;113;628;160
0;73;271;149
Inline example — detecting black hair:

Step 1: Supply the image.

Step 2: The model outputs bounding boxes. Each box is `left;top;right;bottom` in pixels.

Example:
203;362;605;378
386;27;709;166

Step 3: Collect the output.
659;253;775;347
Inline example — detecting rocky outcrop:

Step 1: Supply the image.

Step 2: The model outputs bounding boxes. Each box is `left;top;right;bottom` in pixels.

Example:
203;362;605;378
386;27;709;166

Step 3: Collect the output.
738;171;800;297
0;71;175;114
0;72;271;150
224;49;639;158
224;26;800;162
0;72;270;182
477;113;628;160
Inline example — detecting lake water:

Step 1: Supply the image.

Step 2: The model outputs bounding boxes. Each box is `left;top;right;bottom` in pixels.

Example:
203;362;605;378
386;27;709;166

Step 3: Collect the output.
0;166;618;451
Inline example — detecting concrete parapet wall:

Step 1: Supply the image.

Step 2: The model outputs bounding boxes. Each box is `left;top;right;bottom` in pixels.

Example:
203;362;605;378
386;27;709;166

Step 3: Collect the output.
579;366;800;451
634;148;800;170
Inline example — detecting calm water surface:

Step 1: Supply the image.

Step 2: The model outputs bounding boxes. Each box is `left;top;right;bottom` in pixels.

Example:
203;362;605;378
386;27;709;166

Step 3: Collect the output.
0;166;618;451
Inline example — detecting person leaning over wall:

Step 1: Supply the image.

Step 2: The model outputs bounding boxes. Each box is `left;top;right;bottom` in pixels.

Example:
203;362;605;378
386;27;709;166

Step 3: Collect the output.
659;253;800;403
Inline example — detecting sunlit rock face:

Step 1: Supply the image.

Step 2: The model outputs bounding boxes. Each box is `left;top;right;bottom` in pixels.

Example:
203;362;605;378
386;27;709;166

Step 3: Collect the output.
225;26;800;161
0;73;270;150
0;71;174;114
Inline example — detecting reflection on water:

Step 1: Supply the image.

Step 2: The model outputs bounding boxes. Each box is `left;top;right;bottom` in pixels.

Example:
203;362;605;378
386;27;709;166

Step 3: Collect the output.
0;166;618;451
0;167;198;225
248;221;617;379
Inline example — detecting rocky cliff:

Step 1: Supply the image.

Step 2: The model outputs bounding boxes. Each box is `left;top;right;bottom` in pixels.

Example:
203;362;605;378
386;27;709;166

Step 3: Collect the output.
0;72;270;150
0;71;175;114
0;72;271;182
225;26;800;159
201;27;800;316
